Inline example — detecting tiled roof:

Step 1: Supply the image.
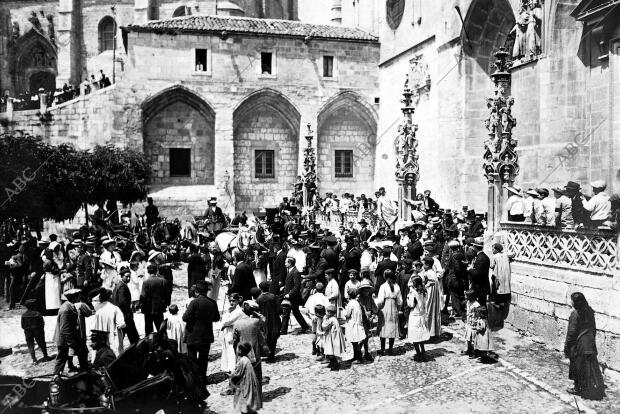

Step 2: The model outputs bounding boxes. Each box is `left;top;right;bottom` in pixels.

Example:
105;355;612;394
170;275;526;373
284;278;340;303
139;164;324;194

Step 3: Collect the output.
124;15;378;43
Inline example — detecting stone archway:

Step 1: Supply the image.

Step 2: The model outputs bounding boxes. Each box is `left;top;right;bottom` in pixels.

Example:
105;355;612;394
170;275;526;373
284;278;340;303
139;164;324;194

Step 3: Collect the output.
233;89;300;212
317;91;377;197
142;86;215;187
11;29;57;94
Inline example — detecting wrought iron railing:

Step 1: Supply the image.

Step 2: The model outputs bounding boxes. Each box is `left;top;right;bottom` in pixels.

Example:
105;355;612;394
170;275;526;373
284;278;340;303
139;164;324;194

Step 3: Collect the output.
501;221;617;276
314;210;380;233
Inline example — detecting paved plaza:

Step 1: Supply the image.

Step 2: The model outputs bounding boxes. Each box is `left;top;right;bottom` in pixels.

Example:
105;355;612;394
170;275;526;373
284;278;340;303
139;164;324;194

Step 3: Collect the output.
1;265;618;414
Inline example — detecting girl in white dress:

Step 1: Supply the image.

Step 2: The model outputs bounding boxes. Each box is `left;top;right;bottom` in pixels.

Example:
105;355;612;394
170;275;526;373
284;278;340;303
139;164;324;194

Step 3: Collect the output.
376;269;402;355
344;288;366;364
321;304;346;371
324;269;342;318
407;276;430;361
220;293;246;372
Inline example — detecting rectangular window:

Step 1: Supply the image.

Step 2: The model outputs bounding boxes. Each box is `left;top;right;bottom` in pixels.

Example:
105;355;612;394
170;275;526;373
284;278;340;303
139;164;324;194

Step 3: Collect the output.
323;55;334;77
195;49;207;72
255;150;275;179
261;52;273;75
335;150;353;178
169;148;191;177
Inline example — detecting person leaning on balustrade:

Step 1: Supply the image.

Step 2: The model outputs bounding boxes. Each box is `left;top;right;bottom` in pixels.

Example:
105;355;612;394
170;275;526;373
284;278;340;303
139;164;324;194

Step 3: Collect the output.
581;180;611;228
505;186;525;222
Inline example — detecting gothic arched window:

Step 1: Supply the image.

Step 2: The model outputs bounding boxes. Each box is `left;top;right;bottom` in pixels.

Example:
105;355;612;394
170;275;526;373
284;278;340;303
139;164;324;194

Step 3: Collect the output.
386;0;405;30
98;16;115;53
172;6;187;17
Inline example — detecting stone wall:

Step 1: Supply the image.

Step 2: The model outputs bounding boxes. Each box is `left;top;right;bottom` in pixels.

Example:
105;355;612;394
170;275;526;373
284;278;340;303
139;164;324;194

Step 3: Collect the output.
144;100;215;186
317;106;375;196
234;106;298;212
507;261;620;371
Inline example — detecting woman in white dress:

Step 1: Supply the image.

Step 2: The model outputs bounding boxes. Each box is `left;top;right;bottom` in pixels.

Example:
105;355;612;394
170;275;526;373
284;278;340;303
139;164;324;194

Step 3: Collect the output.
407;276;430;361
128;251;145;311
220;293;246;372
43;260;61;314
376;269;402;355
422;257;442;338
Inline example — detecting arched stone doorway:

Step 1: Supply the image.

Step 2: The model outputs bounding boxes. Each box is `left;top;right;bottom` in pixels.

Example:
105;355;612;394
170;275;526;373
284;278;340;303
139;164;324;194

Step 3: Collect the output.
142;86;215;187
317;91;377;197
233;89;300;212
11;30;57;94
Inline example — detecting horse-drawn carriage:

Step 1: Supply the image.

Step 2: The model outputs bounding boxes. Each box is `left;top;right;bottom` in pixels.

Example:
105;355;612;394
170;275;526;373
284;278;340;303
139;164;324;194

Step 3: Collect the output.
4;330;208;414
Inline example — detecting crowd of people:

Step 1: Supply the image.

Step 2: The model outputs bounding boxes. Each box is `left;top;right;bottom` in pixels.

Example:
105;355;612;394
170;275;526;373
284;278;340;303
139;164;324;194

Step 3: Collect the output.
505;179;617;229
0;70;113;113
0;186;607;411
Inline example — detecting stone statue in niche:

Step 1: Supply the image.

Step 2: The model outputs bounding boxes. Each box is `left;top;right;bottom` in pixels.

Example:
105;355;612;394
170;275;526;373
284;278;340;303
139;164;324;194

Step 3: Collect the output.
11;21;20;43
28;11;42;32
509;0;542;60
46;14;55;44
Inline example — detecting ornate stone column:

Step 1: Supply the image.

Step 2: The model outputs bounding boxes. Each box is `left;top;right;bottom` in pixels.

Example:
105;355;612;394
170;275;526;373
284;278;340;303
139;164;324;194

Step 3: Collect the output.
302;123;317;208
483;47;519;233
395;75;419;224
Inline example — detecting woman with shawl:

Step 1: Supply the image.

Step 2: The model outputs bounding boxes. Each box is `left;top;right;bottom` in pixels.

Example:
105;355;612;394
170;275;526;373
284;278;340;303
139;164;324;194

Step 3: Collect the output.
422;257;442;338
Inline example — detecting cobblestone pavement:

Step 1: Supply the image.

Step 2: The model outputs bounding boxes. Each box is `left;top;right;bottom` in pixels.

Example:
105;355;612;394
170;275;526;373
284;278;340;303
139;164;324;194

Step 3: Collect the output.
1;265;618;413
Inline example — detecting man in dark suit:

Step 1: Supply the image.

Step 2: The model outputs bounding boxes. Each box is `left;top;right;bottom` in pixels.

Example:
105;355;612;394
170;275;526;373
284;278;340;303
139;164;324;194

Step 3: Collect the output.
233;301;269;384
321;237;339;270
230;251;256;300
204;198;227;232
423;190;440;215
468;239;490;306
53;290;88;375
256;281;282;362
269;243;287;295
359;220;372;242
374;247;398;295
112;268;139;344
77;240;98;291
140;264;169;335
183;280;220;382
187;244;207;297
407;233;424;261
281;257;309;334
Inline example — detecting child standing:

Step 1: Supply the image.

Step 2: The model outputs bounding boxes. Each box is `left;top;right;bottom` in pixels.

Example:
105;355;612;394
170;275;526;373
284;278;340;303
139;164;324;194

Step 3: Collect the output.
230;342;263;414
377;269;402;356
21;299;49;365
473;306;494;363
321;304;346;370
314;304;327;362
324;269;342;318
343;270;360;304
305;283;329;357
357;278;377;362
344;288;366;364
166;304;186;353
407;277;431;361
463;289;480;358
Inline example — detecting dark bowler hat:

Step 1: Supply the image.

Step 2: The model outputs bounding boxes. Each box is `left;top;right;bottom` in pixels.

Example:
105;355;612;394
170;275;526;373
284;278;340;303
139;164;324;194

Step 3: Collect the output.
565;181;581;190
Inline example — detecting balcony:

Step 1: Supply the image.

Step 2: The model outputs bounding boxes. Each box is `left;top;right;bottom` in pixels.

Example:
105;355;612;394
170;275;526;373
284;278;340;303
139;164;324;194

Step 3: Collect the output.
501;221;617;276
314;210;380;232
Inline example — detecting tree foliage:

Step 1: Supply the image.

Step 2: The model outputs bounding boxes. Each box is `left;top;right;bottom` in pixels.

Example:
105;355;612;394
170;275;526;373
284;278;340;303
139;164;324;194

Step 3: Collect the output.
0;132;150;222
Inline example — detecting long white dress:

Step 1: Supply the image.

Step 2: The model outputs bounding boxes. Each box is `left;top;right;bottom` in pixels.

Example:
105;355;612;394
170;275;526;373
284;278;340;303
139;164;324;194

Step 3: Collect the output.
44;271;61;311
207;268;221;302
377;282;402;339
344;299;366;343
220;306;246;372
93;301;126;356
407;289;430;343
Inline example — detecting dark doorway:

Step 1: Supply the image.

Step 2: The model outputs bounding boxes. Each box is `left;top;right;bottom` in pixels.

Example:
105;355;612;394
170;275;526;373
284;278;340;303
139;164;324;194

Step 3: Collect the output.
29;71;56;93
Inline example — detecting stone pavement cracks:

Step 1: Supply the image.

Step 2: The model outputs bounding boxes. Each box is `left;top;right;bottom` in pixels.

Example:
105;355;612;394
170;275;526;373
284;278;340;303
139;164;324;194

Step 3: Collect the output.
1;265;619;413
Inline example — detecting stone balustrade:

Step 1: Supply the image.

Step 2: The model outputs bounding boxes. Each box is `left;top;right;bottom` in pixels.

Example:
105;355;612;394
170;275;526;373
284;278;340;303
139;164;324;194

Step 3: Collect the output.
501;221;617;276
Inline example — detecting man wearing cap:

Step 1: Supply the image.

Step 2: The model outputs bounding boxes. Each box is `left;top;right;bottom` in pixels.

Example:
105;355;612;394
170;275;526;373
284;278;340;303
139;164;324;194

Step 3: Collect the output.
467;238;491;306
112;268;139;345
582;180;611;227
256;281;281;363
359;220;372;243
183;280;220;382
554;187;572;227
99;237;120;290
281;257;309;334
54;289;89;375
140;264;169;335
505;186;525;222
374;247;398;296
